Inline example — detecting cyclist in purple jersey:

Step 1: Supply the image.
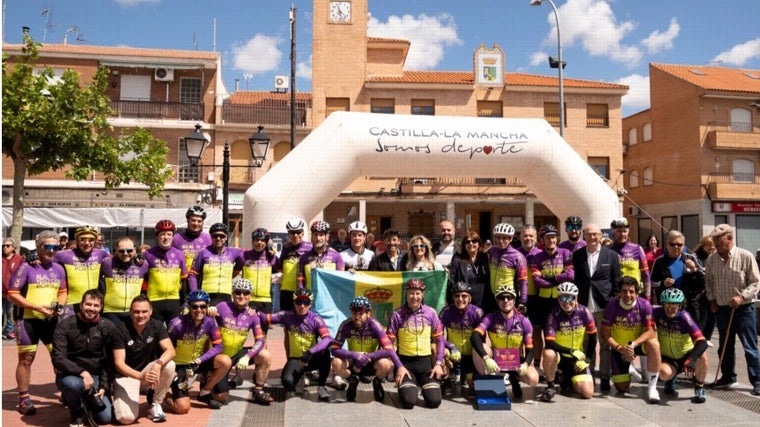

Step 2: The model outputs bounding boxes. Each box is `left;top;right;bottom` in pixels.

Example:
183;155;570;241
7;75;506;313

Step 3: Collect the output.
471;285;539;400
8;230;67;416
173;206;212;301
487;223;529;308
144;220;188;325
601;276;662;403
559;216;586;253
209;278;274;405
188;223;244;305
242;228;279;313
167;290;231;411
654;288;709;403
53;225;109;310
101;237;149;325
438;282;484;392
331;296;405;402
386;278;445;409
275;217;313;311
610;217;652;300
298;221;345;290
265;288;333;401
539;282;596;401
341;221;374;271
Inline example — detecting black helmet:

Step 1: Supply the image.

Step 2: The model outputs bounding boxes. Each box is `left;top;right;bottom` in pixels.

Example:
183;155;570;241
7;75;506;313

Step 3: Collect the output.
538;224;559;241
251;227;270;241
186;205;207;219
209;223;228;236
565;216;582;227
451;281;472;295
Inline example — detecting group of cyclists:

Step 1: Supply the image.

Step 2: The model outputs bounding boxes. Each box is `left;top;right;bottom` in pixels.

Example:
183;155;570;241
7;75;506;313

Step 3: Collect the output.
4;206;725;423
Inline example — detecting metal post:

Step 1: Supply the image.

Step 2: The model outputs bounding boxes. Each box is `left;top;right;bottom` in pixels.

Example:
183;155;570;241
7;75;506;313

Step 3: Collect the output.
222;142;230;227
290;6;297;150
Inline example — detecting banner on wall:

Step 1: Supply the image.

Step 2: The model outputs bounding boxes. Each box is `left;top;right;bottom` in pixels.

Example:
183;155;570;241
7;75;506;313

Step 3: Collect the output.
311;270;447;337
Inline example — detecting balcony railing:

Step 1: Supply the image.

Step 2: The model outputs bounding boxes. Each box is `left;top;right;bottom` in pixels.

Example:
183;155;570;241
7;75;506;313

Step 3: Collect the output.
706;120;760;133
221;100;311;126
109;100;204;120
709;172;760;184
586;113;610;128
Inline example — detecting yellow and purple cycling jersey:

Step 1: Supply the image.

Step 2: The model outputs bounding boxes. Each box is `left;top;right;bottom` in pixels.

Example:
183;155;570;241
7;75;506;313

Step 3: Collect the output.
100;256;149;314
8;261;67;320
544;304;596;353
610;241;651;297
530;248;574;299
188;246;244;295
53;248;108;305
439;303;484;356
172;231;212;277
213;300;266;358
487;246;528;305
297;248;344;289
386;304;445;362
602;296;654;346
653;306;704;360
241;248;278;303
331;316;402;368
143;246;188;302
266;309;332;358
275;241;313;293
474;311;533;354
518;247;541;296
167;315;223;365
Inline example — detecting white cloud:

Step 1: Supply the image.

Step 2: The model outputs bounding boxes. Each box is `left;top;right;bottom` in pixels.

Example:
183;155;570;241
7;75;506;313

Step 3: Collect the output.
114;0;158;6
617;74;650;114
640;17;679;54
231;34;283;75
712;38;760;66
367;13;462;70
529;51;548;67
542;0;642;65
297;54;312;81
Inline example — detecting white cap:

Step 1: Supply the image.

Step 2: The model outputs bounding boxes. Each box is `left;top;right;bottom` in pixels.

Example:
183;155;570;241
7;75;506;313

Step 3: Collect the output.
59;231;68;238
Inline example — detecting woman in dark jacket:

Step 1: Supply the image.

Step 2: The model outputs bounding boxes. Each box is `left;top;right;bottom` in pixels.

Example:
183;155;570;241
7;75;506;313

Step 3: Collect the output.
447;231;492;312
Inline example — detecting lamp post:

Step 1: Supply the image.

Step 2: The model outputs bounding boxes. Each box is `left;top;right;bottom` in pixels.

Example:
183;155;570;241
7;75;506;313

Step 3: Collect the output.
184;124;271;227
531;0;565;138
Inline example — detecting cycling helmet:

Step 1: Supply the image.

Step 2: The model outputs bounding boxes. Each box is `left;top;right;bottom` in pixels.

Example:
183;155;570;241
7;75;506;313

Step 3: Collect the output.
659;288;685;304
348;221;368;234
285;217;306;232
251;227;270;241
75;225;98;239
294;287;313;301
539;224;559;241
451;281;472;295
557;282;579;296
155;219;176;234
209;223;228;236
565;216;583;228
349;296;372;312
495;285;517;299
310;220;330;233
493;223;515;236
405;278;426;291
610;217;630;229
186;205;207;219
231;277;253;293
187;289;210;304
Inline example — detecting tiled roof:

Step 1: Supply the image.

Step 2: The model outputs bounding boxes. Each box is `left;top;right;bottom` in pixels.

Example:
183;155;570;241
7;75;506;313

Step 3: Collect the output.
368;37;410;44
3;42;219;61
227;91;312;104
652;63;760;94
366;70;627;89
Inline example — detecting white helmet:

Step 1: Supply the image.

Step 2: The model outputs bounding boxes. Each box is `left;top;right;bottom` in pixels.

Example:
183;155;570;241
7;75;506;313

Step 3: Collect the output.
348;221;368;234
493;223;515;236
557;282;579;296
286;217;306;232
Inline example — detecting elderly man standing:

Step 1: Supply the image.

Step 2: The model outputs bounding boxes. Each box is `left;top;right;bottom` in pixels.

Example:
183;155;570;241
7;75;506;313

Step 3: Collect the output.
704;224;760;395
3;237;24;340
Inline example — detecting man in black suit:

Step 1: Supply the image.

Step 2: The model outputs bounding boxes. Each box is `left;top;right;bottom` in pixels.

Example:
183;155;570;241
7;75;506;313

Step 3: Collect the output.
572;223;622;392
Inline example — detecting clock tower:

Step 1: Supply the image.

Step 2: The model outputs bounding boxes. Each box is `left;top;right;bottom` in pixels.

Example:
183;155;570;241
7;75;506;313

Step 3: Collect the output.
312;0;369;126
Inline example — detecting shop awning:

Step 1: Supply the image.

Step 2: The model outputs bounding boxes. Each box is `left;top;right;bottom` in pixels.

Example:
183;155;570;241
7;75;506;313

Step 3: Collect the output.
2;207;222;229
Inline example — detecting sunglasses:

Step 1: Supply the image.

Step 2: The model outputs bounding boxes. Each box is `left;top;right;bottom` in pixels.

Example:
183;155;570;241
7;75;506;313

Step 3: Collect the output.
559;295;576;303
288;230;304;235
212;234;227;239
496;294;515;301
2;244;13;248
189;304;208;310
42;244;59;252
463;240;478;245
294;299;311;306
412;244;427;250
668;242;684;248
117;248;135;254
233;290;251;296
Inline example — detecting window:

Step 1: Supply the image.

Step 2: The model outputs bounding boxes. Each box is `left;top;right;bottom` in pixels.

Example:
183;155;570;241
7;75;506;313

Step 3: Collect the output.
180;78;203;120
326;97;350;117
628;128;638;146
411;99;435;115
643;167;653;186
642;123;652;141
588;157;609;180
543;102;566;127
629;170;639;188
586;103;609;127
732;158;755;182
371;98;395;114
681;215;699;249
729;108;752;132
477;101;503;118
177;138;200;183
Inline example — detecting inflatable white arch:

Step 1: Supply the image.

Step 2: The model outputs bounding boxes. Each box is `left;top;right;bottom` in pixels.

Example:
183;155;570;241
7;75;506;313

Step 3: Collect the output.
243;111;619;236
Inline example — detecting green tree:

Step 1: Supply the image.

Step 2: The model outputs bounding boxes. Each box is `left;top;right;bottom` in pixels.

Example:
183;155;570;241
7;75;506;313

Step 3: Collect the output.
2;35;171;242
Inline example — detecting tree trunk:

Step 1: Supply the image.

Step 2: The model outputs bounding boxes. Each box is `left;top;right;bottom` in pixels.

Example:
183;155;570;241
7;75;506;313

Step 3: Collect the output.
10;132;27;243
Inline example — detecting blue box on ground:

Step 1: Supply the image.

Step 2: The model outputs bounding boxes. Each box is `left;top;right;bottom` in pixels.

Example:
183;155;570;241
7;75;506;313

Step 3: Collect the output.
473;375;511;410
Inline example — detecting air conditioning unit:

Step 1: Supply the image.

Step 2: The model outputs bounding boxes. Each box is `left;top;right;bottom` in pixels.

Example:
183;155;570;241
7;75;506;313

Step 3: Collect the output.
154;68;174;82
274;75;289;90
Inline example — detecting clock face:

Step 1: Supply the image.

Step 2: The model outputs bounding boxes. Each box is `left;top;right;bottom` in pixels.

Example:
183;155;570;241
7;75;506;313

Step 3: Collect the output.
329;1;351;23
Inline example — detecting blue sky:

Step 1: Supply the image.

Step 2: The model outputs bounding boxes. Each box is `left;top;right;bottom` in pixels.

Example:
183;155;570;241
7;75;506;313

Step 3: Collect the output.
4;0;760;117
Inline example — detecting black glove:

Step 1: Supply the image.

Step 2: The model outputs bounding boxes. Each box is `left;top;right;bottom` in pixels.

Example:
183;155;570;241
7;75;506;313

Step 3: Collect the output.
300;351;312;364
25;250;39;264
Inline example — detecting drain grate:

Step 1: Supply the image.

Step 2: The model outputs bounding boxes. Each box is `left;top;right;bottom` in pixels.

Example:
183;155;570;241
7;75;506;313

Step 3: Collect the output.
675;378;760;414
240;385;286;425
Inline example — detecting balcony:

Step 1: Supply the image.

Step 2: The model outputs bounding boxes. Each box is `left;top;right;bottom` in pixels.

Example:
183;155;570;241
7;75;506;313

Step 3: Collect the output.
586;113;610;128
109;100;204;121
707;172;760;200
705;121;760;150
221;100;311;127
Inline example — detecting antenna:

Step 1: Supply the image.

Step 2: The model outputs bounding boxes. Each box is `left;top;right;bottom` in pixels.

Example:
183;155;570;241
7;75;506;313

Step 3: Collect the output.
41;6;53;42
63;26;78;45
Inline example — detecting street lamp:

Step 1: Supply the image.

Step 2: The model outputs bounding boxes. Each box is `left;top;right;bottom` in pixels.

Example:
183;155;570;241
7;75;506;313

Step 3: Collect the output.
184;124;271;227
531;0;565;138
